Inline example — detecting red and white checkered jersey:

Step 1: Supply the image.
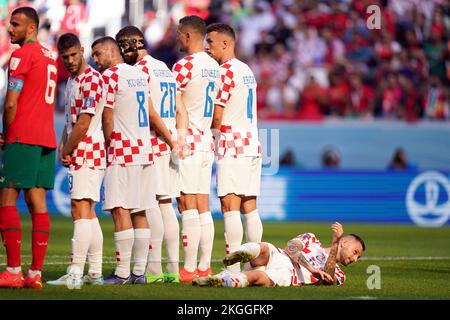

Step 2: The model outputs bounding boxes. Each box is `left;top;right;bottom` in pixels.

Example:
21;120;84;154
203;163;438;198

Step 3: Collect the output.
287;233;346;286
215;59;261;159
102;63;153;166
172;52;220;152
64;67;106;169
135;54;176;157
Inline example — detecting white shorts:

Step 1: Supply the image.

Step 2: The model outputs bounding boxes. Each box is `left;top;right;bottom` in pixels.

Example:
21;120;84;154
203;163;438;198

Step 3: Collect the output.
178;151;214;195
216;156;261;197
262;243;295;287
154;153;180;199
68;166;104;202
102;164;157;211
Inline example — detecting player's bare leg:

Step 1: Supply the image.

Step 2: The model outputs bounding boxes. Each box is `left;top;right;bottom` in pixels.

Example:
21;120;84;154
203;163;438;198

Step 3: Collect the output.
130;210;151;283
220;193;243;272
243;270;274;287
197;193;214;276
241;196;263;242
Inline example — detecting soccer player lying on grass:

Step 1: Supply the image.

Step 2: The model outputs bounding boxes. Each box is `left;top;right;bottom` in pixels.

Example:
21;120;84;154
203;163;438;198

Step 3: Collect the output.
193;222;365;287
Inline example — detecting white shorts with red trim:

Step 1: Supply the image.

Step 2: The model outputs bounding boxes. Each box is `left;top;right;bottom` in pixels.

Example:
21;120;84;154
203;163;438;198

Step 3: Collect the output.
216;156;261;197
262;243;296;287
68;165;104;202
178;151;214;195
102;164;157;211
154;153;180;199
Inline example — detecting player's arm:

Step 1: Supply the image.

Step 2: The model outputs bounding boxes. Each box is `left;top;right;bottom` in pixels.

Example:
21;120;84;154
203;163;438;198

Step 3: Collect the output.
285;238;334;283
102;107;114;147
148;98;174;149
1;81;22;146
62;114;93;158
59;125;70;166
211;104;224;130
319;222;344;286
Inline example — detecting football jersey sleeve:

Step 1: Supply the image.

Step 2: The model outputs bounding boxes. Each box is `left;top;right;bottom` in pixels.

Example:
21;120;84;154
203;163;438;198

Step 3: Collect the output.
291;233;322;254
80;72;104;115
172;57;193;94
335;265;346;285
216;64;235;107
8;49;32;81
102;69;118;109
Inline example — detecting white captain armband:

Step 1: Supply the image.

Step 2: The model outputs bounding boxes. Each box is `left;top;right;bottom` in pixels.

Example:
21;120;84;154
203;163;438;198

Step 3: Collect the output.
8;77;24;93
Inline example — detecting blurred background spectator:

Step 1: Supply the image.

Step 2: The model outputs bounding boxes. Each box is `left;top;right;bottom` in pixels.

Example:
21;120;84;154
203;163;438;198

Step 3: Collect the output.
0;0;449;120
387;148;418;171
321;147;341;169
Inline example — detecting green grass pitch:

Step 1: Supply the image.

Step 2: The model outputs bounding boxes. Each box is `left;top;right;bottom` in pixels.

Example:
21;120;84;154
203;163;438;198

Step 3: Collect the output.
1;215;449;300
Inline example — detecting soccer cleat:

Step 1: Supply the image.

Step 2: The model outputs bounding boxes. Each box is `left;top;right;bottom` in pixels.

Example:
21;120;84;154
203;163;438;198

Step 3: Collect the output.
223;250;254;267
0;270;25;288
179;268;198;283
196;267;213;277
192;275;223;287
47;274;70;286
24;274;43;289
145;272;164;284
130;273;146;284
65;273;83;290
103;273;132;285
163;272;179;284
82;274;104;285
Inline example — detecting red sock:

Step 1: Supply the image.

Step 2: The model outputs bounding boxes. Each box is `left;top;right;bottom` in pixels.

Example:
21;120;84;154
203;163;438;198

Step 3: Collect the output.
0;206;22;268
30;212;50;271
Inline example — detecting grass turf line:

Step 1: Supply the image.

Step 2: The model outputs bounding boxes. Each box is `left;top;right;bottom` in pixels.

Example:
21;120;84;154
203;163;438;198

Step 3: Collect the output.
0;215;449;300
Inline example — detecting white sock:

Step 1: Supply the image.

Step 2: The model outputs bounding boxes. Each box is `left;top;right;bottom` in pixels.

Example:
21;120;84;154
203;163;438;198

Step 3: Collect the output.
198;211;214;271
221;271;249;288
224;211;243;273
133;228;151;276
70;219;92;276
243;210;263;243
6;267;22;274
87;218;103;277
146;207;164;275
237;242;261;259
28;270;41;277
160;202;179;274
181;209;201;273
114;229;134;279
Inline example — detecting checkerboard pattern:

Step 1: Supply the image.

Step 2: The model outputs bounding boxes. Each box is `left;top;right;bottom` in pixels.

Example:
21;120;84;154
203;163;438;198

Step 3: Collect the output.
150;129;171;157
107;131;149;166
185;128;215;152
216;63;235;106
172;55;194;93
102;66;119;108
71;136;106;169
216;125;261;159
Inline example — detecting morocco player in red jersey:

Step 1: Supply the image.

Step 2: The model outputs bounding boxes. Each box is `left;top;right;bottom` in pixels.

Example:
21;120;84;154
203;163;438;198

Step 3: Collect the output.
0;7;57;289
205;23;263;273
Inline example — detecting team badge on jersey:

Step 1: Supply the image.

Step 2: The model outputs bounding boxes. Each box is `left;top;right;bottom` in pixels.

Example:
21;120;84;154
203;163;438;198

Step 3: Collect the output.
9;57;21;70
83;96;95;109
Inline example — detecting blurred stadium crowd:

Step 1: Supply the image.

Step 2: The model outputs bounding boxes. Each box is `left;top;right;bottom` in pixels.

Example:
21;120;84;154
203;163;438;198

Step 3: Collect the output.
1;0;449;121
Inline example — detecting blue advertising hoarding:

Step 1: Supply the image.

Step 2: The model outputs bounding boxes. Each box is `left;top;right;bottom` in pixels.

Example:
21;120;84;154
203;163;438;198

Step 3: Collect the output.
16;165;450;227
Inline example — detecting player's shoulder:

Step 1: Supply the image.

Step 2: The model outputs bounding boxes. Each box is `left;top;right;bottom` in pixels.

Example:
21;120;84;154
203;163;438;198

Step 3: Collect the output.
173;54;195;69
296;233;321;244
80;66;103;84
102;65;120;83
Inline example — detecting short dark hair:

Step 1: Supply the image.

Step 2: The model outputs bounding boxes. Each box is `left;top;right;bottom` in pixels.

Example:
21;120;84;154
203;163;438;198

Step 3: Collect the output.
179;15;206;36
348;234;366;251
57;33;81;52
12;6;39;28
91;36;119;50
206;23;236;40
115;26;144;41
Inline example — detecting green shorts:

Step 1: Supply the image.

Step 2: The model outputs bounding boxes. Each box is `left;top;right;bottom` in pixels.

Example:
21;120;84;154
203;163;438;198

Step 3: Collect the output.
0;143;56;190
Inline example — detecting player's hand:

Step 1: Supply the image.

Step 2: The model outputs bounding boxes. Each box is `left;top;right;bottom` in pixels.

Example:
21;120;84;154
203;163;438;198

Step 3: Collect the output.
331;222;344;245
312;269;334;284
61;154;71;168
0;133;4;149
